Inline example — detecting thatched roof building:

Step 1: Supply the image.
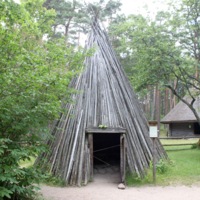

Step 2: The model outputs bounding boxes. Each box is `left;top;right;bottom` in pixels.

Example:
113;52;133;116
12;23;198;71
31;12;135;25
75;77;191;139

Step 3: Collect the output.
161;96;200;136
37;20;166;186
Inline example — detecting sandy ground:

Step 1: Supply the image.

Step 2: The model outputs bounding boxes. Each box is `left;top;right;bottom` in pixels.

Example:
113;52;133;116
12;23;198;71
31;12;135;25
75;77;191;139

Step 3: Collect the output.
41;184;200;200
40;171;200;200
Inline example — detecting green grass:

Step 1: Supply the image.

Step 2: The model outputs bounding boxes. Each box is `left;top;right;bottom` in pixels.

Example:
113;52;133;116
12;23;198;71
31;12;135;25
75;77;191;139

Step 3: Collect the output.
164;149;200;184
127;139;200;186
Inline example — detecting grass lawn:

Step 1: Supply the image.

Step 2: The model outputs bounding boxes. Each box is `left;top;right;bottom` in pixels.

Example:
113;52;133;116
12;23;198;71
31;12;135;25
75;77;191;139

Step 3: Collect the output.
160;139;200;185
156;148;200;185
127;139;200;186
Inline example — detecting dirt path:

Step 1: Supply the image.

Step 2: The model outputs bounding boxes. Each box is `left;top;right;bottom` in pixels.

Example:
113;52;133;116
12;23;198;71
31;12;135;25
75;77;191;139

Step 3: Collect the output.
41;183;200;200
41;172;200;200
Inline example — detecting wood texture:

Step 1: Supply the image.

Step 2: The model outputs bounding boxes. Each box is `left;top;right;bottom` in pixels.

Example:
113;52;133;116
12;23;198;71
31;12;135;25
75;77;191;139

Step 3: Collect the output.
36;20;167;186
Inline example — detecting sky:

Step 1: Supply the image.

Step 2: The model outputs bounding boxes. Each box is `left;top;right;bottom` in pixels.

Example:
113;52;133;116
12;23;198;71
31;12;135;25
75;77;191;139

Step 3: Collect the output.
83;0;170;19
119;0;169;17
14;0;169;17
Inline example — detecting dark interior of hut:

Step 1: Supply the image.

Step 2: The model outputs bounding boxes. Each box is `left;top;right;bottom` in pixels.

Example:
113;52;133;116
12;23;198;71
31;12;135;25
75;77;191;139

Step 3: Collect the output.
194;123;200;134
93;133;120;168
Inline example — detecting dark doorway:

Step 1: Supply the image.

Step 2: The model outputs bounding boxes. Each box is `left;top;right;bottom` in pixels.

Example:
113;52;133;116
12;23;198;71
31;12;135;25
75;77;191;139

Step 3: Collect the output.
194;123;200;135
86;127;126;183
93;133;120;166
93;133;121;184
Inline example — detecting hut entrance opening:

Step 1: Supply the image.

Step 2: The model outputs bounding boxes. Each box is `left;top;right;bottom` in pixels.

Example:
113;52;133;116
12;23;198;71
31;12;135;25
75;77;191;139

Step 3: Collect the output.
194;123;200;134
93;133;120;166
86;128;126;183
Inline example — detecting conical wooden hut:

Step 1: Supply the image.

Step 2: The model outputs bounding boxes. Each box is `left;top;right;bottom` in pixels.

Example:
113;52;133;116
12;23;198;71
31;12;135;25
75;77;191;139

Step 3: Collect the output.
37;20;166;186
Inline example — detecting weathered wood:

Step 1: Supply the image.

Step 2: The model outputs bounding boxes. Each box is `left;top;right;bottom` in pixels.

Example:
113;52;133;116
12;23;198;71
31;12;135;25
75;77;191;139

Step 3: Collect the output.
88;134;93;181
120;134;126;183
36;19;167;186
159;136;200;139
86;127;126;134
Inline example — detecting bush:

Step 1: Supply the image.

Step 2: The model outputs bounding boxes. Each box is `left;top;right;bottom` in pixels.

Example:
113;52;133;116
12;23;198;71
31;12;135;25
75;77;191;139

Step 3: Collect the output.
0;0;86;199
191;140;200;149
156;159;169;174
0;139;44;199
125;171;151;186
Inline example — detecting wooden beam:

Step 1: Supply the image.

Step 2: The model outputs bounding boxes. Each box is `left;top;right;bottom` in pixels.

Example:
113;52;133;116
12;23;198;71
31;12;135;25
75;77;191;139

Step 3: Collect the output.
86;127;126;134
159;136;200;139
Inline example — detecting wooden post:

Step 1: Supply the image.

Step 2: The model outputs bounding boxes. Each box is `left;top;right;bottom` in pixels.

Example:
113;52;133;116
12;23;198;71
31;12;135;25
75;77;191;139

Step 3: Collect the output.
149;121;158;184
88;133;93;181
120;133;126;183
152;137;156;184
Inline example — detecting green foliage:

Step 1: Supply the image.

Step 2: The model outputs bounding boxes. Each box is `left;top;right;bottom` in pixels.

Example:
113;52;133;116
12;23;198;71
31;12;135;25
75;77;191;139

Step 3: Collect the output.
19;157;36;168
191;143;198;149
156;159;170;174
109;0;200;123
126;171;151;186
0;139;44;199
42;174;66;187
0;0;86;199
191;141;200;149
109;14;183;92
98;124;107;129
109;0;200;107
44;0;122;43
127;159;171;185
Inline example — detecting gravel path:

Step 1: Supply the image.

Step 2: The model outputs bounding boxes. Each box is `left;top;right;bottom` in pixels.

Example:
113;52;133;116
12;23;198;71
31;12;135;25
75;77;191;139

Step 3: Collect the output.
41;172;200;200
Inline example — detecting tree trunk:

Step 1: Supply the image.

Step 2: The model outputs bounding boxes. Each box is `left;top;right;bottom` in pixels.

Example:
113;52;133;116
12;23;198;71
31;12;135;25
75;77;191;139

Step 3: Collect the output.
165;89;169;115
155;86;160;136
147;90;151;118
65;17;73;38
151;86;157;120
169;80;177;110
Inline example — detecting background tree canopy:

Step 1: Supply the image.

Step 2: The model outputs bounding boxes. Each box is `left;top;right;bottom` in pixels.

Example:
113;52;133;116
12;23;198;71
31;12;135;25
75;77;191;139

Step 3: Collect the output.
109;0;200;125
43;0;122;44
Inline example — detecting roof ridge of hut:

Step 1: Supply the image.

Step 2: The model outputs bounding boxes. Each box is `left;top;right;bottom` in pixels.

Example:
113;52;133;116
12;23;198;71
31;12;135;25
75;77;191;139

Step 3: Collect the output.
36;19;166;186
162;94;200;123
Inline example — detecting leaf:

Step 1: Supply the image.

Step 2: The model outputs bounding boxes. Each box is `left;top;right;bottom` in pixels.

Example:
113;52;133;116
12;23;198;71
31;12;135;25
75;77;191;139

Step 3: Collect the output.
0;187;12;198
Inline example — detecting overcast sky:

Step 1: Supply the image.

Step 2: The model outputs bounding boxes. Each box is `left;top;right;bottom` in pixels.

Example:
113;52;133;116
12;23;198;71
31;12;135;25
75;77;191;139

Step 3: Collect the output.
121;0;163;14
14;0;169;17
119;0;169;17
83;0;170;18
